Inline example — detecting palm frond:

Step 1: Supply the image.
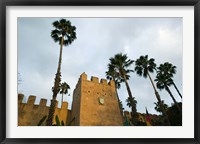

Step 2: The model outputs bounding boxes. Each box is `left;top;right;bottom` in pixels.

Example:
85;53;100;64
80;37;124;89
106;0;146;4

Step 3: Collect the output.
51;34;60;43
52;21;59;28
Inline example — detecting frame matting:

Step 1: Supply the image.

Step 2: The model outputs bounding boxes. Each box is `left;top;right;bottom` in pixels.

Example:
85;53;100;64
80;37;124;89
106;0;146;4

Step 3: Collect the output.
0;0;200;144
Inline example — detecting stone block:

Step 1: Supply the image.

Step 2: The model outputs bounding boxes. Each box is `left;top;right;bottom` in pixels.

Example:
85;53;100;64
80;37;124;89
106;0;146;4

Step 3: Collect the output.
61;102;68;110
80;72;87;80
39;99;47;106
18;93;24;104
100;79;107;85
108;80;115;87
91;76;99;83
27;95;36;105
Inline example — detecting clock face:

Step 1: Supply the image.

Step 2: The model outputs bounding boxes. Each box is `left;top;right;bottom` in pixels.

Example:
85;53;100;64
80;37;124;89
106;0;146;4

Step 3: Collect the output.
99;97;104;105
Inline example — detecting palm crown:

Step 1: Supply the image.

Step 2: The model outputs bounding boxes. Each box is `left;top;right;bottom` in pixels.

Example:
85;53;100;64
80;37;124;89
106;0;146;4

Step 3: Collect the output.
157;62;176;78
109;53;134;79
60;82;70;95
156;62;177;89
154;100;168;113
51;19;76;46
106;63;122;89
155;74;171;90
126;97;137;109
157;62;182;99
135;55;156;78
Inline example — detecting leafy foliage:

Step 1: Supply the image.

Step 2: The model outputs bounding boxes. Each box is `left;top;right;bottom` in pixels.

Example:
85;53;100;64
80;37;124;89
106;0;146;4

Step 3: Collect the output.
55;115;65;126
119;100;124;112
167;103;182;126
106;64;122;89
154;100;168;113
108;53;134;79
155;70;181;112
157;62;182;98
126;97;137;110
60;82;70;95
135;55;156;78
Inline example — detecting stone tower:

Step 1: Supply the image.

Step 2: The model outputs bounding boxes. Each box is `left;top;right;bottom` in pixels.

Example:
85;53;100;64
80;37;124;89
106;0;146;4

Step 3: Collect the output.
69;72;123;126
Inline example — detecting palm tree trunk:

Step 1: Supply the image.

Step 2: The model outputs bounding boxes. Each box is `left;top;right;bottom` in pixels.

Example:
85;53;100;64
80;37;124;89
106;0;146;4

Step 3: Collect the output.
165;85;181;112
122;75;137;125
113;78;124;120
46;36;64;126
172;82;182;99
146;71;170;126
146;71;160;101
113;77;123;117
61;93;64;107
46;99;57;126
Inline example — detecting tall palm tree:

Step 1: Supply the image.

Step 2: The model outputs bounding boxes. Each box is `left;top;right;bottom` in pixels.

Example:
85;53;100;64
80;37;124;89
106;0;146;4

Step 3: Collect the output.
157;62;182;98
135;55;170;125
46;19;76;126
108;53;138;125
60;82;70;107
155;73;181;111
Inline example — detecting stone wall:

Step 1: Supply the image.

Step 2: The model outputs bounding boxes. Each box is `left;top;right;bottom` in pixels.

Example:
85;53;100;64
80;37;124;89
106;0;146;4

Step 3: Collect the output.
18;94;69;126
70;72;123;126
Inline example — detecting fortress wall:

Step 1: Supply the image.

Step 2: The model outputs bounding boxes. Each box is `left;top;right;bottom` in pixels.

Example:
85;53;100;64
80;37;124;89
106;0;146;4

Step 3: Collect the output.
73;73;123;126
69;77;82;126
18;94;69;126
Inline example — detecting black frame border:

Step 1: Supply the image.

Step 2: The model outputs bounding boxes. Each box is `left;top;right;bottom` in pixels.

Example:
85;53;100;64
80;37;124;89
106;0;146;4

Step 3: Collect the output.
0;0;199;144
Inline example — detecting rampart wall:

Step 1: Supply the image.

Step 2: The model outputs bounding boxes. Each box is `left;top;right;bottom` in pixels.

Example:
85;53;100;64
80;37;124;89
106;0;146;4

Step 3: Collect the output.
18;94;69;126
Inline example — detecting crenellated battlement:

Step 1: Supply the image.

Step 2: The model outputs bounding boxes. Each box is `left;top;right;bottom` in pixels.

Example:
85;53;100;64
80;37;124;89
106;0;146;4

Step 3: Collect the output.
80;72;115;87
18;94;68;109
18;94;69;126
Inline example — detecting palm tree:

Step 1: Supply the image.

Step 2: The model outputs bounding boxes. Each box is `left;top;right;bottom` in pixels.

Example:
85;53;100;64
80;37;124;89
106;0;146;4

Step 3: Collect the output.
155;73;181;111
135;55;170;125
154;100;168;113
60;82;70;107
108;53;138;125
46;19;76;126
157;62;182;98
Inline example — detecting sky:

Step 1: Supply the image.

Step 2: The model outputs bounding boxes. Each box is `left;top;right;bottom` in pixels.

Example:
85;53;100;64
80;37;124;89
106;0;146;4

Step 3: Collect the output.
18;17;182;115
